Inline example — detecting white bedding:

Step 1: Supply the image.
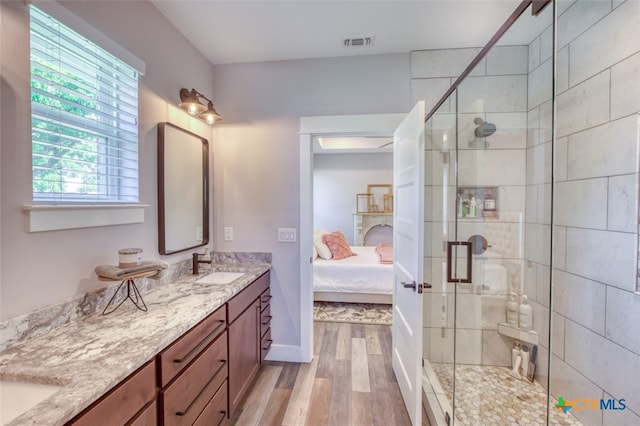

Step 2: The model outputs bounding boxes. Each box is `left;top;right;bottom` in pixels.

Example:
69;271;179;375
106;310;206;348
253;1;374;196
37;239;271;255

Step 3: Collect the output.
313;246;393;294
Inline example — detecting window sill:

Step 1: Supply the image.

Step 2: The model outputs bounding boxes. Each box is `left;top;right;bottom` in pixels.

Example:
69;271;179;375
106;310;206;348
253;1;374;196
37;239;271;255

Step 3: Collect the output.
22;203;149;232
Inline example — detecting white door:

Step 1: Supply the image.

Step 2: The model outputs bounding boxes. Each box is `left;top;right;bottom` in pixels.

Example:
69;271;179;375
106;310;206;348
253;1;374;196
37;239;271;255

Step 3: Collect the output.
392;101;425;425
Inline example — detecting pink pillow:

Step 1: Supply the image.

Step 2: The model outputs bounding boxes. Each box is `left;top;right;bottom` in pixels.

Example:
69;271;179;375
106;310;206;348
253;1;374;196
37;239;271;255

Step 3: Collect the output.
322;231;356;260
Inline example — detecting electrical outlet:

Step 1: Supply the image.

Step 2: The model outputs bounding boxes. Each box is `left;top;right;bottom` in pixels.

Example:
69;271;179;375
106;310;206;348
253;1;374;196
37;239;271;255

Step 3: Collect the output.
224;227;233;241
277;228;296;243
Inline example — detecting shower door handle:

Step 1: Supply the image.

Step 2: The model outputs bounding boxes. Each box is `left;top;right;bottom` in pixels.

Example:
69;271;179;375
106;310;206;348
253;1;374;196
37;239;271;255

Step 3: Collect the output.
401;281;416;290
446;241;472;283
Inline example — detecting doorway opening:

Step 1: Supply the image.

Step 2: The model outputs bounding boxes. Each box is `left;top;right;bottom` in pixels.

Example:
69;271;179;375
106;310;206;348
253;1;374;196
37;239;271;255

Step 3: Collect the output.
298;113;404;361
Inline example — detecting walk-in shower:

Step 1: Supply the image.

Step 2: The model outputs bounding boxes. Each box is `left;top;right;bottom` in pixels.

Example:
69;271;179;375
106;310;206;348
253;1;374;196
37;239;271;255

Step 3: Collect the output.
419;0;640;425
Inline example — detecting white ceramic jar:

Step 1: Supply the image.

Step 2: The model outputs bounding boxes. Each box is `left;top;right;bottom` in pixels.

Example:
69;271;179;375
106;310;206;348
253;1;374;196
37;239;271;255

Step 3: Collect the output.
118;248;143;268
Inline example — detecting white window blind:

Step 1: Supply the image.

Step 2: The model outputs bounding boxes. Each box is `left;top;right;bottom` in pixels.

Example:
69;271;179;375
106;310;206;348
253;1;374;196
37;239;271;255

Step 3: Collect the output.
30;5;139;203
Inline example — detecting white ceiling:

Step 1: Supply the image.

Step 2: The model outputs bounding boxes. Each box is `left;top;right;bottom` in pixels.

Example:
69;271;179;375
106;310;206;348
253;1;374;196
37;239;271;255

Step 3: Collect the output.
151;0;530;66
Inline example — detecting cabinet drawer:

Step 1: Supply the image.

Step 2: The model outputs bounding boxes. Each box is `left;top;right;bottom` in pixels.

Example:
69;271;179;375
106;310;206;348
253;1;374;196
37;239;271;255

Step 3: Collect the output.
158;305;226;387
260;302;271;336
161;331;228;426
261;327;272;362
228;272;269;323
193;379;228;426
67;360;156;426
127;400;157;426
260;287;271;310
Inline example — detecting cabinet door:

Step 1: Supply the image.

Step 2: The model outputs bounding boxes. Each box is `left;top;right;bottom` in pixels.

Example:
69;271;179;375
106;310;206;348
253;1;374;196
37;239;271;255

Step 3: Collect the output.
66;360;156;426
228;298;261;417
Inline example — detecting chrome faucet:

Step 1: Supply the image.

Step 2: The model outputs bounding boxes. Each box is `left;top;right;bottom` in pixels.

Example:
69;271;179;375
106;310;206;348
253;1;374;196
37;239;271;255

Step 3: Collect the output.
192;249;212;274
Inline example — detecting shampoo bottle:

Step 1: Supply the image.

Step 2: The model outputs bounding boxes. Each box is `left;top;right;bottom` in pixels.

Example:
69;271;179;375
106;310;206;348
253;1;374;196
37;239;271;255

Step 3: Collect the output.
470;196;478;218
507;293;519;327
520;345;530;377
519;295;533;331
511;341;521;371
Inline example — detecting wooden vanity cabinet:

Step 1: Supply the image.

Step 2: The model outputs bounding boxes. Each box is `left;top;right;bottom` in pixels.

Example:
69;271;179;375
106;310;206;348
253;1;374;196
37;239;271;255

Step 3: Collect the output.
260;287;272;362
158;306;228;426
66;271;271;426
227;271;270;418
66;360;156;426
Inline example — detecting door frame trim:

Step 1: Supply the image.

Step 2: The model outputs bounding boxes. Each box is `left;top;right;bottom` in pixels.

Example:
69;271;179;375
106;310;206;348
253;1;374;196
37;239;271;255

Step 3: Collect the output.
298;113;405;362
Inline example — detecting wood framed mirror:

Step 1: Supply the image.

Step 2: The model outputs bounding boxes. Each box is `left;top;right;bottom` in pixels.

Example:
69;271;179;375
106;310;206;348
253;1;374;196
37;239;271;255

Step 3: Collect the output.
157;122;209;255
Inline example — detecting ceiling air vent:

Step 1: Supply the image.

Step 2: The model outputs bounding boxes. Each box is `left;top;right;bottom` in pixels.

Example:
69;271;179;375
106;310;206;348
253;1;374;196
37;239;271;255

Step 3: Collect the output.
344;36;375;47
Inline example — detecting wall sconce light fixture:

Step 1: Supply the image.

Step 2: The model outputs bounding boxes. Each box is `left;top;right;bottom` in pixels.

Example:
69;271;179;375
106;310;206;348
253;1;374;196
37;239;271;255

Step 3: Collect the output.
178;88;223;124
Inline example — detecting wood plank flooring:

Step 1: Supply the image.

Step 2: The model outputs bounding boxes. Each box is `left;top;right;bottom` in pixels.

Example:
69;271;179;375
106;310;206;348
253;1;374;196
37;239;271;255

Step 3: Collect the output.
231;322;413;426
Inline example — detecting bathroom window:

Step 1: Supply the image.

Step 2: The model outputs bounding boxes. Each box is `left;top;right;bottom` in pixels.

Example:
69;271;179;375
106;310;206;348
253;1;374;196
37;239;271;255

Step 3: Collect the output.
29;5;141;203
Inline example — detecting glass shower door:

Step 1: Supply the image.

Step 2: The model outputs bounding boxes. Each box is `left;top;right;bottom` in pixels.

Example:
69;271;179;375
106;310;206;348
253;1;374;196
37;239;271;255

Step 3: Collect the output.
449;1;555;423
422;98;458;425
422;2;555;424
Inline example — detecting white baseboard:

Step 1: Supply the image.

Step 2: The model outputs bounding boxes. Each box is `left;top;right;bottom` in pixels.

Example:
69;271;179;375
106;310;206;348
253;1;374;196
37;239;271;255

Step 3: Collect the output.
264;344;311;363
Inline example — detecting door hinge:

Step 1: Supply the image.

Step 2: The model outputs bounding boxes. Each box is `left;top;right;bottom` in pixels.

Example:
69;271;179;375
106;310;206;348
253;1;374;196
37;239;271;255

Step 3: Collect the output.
418;283;423;294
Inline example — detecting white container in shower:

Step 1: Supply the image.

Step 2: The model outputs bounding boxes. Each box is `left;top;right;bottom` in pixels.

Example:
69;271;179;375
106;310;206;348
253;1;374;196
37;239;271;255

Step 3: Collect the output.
507;293;519;327
520;345;530;377
511;341;521;370
519;295;533;331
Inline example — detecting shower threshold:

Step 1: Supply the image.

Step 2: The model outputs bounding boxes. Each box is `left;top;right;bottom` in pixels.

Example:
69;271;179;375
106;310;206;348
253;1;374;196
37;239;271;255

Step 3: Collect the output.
422;360;583;425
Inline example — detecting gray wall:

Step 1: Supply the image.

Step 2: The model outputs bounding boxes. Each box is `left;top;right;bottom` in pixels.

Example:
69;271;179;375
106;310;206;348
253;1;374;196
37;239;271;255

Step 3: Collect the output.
314;153;394;245
0;1;411;356
0;0;215;320
0;0;410;358
210;54;410;348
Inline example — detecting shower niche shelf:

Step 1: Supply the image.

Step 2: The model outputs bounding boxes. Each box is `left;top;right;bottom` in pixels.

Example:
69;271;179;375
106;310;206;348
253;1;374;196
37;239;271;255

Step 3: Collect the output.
458;186;498;219
497;322;539;346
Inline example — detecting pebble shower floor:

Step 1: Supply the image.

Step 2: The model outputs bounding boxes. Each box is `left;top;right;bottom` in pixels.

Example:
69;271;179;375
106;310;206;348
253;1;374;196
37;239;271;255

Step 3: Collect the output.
431;363;583;425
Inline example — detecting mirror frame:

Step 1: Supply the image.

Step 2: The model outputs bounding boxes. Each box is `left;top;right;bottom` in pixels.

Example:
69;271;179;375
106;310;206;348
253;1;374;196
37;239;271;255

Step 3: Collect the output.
157;122;209;255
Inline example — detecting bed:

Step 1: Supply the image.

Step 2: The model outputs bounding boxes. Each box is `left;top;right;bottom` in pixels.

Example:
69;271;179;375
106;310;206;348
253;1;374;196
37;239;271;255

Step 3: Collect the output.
313;245;393;304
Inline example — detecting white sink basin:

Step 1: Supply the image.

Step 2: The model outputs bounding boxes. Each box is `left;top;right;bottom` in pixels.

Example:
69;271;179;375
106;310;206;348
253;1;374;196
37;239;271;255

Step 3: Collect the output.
195;271;244;285
0;381;62;425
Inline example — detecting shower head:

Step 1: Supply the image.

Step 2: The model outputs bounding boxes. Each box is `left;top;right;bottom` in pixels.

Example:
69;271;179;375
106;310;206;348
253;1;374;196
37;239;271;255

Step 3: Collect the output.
474;117;497;138
469;117;496;148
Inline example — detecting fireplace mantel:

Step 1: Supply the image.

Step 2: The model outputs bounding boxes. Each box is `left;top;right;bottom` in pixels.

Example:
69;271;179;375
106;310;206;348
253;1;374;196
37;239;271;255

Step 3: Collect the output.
353;213;393;246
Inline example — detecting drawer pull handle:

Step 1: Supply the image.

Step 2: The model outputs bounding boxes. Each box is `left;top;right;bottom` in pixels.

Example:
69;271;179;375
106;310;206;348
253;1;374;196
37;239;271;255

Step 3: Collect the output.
262;339;273;351
173;321;225;364
261;315;272;325
215;411;226;426
176;360;227;416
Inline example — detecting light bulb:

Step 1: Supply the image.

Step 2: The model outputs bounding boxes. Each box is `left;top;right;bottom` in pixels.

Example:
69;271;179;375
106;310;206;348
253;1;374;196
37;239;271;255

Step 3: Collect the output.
205;115;215;124
188;104;199;115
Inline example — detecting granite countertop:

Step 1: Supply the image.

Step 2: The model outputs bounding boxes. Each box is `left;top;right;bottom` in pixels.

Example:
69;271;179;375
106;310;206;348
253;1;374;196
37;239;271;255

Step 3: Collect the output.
0;263;270;426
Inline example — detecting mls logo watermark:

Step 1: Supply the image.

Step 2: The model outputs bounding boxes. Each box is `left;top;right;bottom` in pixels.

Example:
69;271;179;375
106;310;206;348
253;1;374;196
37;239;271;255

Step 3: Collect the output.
555;396;627;414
